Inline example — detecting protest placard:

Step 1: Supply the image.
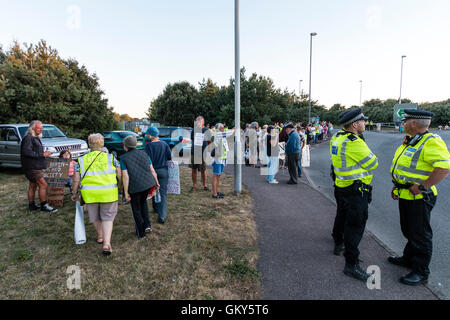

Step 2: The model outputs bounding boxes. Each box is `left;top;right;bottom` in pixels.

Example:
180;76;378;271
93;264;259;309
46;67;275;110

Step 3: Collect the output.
43;158;69;207
167;160;180;194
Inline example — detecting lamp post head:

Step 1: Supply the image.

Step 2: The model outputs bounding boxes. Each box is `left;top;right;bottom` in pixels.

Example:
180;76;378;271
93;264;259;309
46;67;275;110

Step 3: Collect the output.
311;32;317;36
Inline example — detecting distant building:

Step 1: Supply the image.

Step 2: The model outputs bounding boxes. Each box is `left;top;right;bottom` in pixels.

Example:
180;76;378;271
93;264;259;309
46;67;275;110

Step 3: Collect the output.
118;119;160;133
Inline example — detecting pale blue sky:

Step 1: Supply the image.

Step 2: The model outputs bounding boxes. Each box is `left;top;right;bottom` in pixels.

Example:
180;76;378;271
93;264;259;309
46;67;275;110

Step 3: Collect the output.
1;0;449;118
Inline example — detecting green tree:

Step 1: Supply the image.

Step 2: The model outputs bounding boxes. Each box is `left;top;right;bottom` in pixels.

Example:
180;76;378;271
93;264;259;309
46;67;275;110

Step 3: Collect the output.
0;40;117;139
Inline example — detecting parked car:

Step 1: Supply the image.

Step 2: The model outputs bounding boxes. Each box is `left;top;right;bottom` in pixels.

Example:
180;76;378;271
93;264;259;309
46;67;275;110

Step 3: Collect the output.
100;131;145;159
0;124;90;168
156;126;192;156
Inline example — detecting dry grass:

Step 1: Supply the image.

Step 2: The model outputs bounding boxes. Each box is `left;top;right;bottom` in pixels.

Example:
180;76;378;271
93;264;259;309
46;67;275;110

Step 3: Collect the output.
0;166;260;299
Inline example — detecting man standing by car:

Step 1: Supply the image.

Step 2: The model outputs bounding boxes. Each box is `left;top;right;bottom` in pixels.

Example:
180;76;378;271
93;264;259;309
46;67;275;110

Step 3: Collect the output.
20;120;58;213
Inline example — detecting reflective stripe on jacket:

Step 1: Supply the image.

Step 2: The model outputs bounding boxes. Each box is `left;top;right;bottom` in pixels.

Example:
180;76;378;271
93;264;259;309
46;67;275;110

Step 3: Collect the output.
330;130;378;188
79;151;118;203
391;133;450;200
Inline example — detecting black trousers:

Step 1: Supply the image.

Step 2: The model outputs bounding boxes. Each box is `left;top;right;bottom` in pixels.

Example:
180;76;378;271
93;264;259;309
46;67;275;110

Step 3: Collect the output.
399;195;436;277
332;188;369;265
287;153;300;183
130;188;151;238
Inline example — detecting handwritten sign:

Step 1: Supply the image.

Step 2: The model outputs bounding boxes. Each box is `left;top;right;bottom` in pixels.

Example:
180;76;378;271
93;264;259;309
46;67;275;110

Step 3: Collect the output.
43;158;69;207
167;160;180;194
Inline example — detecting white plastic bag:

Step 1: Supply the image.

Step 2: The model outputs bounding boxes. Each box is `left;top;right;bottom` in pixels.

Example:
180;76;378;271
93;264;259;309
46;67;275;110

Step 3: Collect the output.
302;145;310;168
74;201;86;245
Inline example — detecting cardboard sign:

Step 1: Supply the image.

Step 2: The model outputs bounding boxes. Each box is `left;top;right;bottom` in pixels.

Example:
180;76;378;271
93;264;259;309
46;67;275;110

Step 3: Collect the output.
167;160;180;194
43;158;69;207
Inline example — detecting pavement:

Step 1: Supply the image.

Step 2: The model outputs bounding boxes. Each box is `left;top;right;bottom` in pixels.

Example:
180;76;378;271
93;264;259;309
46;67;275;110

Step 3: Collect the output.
224;150;440;299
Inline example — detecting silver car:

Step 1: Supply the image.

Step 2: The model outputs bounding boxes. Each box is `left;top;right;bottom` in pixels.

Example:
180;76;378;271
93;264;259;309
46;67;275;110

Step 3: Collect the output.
0;124;90;168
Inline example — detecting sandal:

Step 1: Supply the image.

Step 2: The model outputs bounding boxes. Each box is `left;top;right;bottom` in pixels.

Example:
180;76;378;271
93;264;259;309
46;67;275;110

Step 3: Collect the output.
102;244;112;256
96;238;104;244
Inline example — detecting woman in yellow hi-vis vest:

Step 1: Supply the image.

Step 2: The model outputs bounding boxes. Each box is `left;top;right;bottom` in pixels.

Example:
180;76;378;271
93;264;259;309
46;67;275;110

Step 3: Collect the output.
389;109;450;286
71;133;122;256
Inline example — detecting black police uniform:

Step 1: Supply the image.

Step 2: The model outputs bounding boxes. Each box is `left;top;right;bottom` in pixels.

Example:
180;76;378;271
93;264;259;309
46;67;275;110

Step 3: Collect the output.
389;109;449;285
331;108;376;281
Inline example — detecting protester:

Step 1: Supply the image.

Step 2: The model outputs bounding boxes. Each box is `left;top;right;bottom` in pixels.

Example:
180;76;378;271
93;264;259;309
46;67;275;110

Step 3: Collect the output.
59;150;76;189
266;125;280;184
71;133;121;255
248;122;259;168
20;120;58;213
285;124;301;184
190;116;211;192
297;126;306;178
211;123;229;198
121;135;159;238
145;126;171;224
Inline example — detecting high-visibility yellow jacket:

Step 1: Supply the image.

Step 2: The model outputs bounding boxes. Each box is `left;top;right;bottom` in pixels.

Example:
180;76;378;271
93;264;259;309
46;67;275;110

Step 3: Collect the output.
78;151;118;203
213;132;228;164
391;132;450;200
330;130;378;188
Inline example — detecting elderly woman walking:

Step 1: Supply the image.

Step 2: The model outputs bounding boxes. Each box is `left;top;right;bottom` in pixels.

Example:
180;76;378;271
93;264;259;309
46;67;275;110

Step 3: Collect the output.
144;126;171;224
71;133;121;255
122;135;159;238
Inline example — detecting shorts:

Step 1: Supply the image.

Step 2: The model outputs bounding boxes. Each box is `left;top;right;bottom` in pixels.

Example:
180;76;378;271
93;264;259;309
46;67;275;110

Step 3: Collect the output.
212;162;225;175
25;169;44;183
86;201;118;223
189;154;206;172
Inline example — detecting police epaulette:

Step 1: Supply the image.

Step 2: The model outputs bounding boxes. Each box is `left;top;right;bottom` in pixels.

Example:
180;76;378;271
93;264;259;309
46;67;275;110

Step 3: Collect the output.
348;134;357;141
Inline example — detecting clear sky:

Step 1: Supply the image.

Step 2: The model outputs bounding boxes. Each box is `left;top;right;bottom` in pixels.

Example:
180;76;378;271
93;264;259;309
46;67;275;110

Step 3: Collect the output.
1;0;449;118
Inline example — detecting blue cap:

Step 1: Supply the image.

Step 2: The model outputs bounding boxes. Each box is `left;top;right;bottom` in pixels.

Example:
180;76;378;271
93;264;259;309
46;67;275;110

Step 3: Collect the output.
146;126;159;137
402;109;433;121
339;108;368;125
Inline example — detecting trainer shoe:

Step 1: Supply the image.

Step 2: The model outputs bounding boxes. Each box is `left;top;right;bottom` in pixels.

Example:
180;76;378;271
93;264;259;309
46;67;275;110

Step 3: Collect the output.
268;180;279;184
343;263;371;282
41;202;58;213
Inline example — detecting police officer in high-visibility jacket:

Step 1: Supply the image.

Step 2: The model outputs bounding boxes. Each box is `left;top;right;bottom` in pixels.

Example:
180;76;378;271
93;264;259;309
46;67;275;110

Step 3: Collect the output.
330;108;378;282
389;109;450;286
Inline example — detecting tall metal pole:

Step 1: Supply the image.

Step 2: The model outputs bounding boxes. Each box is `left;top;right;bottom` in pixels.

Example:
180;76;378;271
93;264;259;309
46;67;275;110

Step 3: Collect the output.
399;55;406;104
234;0;241;194
359;80;362;107
308;33;317;124
299;80;303;97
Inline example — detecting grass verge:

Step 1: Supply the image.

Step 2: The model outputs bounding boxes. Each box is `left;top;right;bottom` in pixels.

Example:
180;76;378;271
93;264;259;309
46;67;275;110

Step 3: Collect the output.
0;166;260;299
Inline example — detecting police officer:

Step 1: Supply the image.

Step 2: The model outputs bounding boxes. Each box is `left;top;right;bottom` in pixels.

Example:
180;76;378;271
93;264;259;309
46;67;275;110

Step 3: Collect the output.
389;109;450;285
330;108;378;281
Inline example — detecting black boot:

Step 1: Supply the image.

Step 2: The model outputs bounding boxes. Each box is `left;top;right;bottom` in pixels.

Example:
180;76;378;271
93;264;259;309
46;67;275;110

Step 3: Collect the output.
334;243;345;256
29;202;39;212
387;256;412;268
343;263;371;282
400;272;428;286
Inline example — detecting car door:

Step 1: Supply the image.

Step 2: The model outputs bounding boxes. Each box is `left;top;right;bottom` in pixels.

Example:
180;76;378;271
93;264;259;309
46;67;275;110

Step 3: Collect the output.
0;127;7;163
2;127;21;165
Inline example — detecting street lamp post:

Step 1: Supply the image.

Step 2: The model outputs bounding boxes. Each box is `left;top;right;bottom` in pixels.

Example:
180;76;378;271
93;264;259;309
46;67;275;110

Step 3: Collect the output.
234;0;241;194
299;80;303;97
399;55;406;104
308;32;317;124
359;80;363;107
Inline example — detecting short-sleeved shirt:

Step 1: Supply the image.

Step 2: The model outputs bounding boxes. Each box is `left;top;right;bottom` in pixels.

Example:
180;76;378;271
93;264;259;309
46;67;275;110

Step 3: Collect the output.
145;140;172;169
191;127;211;155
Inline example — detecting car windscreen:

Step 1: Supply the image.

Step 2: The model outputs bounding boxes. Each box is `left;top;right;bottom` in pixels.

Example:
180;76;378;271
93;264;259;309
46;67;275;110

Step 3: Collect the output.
43;126;66;138
17;125;66;139
118;132;138;138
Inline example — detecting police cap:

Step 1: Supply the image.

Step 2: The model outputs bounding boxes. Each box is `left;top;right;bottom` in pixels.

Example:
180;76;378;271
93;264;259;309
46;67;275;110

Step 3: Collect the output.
402;109;433;121
339;108;368;125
